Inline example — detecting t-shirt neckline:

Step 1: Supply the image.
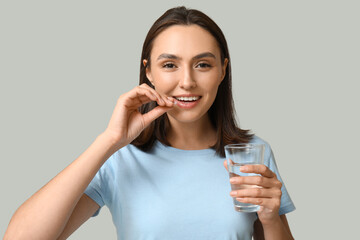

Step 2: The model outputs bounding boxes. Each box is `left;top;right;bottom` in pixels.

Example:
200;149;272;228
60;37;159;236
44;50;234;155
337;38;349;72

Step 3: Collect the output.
154;140;216;156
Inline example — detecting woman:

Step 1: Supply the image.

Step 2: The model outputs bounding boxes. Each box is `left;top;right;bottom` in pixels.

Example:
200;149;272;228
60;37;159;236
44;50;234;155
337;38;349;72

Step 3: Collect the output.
4;6;295;240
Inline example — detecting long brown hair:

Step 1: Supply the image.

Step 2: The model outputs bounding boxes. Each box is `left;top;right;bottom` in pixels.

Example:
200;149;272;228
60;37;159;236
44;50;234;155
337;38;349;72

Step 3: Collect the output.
131;6;253;157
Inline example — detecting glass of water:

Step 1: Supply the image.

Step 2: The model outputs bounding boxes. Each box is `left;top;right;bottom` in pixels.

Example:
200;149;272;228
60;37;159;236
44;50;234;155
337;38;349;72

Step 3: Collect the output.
224;143;265;212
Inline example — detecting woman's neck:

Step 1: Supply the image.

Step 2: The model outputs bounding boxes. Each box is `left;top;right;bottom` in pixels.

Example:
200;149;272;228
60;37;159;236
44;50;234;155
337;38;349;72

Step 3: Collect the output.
166;115;217;150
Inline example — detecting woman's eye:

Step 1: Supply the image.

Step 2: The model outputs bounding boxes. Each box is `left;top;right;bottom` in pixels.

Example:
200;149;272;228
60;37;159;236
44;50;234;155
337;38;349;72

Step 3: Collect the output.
162;63;176;68
196;63;211;68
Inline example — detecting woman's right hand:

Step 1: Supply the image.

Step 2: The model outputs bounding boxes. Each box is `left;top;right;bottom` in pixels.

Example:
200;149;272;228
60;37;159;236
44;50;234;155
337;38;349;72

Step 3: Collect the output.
103;83;174;148
4;83;173;240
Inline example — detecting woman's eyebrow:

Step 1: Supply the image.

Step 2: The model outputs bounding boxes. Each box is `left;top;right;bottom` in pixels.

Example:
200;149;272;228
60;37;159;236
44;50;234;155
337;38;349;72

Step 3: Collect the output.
157;53;180;61
156;52;216;61
192;52;216;60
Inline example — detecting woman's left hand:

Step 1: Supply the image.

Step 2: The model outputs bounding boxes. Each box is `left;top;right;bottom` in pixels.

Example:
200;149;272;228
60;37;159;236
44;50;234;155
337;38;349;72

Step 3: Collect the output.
224;162;283;224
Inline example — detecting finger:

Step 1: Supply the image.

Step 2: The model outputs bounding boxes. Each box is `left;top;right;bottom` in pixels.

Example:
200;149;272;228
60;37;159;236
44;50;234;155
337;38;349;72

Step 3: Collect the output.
223;160;228;171
165;96;175;107
223;158;236;172
127;87;157;103
139;84;176;106
141;105;173;127
230;187;279;199
229;176;274;188
138;86;166;106
139;88;166;106
134;95;174;109
158;95;175;107
127;87;164;107
235;198;281;213
136;95;157;105
240;164;275;178
138;84;172;107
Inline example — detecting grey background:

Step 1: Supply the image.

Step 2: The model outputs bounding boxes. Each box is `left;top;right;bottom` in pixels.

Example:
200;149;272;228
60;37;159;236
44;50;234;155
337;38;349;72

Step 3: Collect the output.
1;0;359;239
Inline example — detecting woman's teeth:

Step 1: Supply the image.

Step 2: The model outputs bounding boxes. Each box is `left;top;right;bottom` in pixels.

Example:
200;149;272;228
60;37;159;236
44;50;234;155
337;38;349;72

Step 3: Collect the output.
175;96;200;102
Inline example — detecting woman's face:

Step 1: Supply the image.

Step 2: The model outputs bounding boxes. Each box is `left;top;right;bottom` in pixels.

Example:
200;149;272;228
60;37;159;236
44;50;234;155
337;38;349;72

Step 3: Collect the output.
145;24;228;124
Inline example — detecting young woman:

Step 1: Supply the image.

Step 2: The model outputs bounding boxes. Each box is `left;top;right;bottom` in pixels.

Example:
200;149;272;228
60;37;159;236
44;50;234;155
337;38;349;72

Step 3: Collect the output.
4;6;295;240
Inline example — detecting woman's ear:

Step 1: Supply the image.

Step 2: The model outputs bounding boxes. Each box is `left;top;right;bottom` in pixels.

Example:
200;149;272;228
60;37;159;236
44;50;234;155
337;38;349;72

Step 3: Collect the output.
143;59;154;85
221;58;229;82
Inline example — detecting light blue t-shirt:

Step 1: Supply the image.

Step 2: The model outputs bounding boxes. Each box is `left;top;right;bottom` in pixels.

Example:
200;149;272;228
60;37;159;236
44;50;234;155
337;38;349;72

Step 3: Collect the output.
84;136;295;240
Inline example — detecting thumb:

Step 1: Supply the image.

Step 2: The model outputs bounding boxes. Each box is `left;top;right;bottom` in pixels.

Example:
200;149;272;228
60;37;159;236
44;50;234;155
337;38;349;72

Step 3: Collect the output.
141;105;172;128
223;160;228;172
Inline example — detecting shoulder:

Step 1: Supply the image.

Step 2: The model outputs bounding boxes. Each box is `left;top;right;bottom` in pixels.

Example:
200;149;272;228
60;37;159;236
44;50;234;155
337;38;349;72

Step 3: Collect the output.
249;135;272;151
249;135;275;164
109;143;147;161
103;143;162;168
97;144;141;172
249;135;269;145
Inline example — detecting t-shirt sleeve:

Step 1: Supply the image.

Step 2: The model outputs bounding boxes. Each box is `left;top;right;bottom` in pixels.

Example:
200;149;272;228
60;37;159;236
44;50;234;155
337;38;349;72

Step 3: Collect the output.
84;154;114;217
264;145;296;216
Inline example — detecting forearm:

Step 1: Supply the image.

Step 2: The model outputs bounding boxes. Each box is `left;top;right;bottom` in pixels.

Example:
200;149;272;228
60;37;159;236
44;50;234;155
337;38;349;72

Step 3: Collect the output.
4;132;120;240
261;216;294;240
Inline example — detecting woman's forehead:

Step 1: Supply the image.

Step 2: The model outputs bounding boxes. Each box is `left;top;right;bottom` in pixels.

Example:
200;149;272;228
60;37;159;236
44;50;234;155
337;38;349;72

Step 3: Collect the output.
150;25;221;60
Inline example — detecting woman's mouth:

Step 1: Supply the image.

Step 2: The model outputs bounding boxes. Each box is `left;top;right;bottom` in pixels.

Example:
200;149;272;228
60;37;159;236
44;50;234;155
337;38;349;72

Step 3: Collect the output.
173;95;202;109
174;96;201;102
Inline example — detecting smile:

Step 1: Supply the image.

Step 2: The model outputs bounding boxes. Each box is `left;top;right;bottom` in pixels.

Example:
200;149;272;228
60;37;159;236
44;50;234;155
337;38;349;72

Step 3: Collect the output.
173;95;202;109
174;96;201;102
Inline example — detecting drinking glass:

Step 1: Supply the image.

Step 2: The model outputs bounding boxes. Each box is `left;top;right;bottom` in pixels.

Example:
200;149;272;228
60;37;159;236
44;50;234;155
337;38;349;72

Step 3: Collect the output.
224;143;265;212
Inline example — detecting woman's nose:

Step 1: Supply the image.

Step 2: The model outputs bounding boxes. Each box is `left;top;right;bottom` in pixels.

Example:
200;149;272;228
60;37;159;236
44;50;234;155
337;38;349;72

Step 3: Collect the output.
179;67;196;89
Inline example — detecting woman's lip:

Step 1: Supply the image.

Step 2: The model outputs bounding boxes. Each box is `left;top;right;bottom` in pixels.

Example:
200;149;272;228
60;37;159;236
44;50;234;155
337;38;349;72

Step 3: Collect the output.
173;94;201;98
174;97;201;109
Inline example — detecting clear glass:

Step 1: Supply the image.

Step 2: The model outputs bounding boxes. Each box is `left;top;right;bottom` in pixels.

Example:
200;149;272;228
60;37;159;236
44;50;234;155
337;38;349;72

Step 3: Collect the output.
224;143;265;212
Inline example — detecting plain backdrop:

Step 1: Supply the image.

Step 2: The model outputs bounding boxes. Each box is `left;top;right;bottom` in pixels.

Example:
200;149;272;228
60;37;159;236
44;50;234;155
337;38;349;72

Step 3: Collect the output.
1;0;359;239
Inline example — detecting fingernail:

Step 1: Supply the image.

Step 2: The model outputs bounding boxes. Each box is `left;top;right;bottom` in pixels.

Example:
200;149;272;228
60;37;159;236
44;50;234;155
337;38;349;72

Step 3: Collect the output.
230;178;236;184
166;98;175;105
230;191;237;197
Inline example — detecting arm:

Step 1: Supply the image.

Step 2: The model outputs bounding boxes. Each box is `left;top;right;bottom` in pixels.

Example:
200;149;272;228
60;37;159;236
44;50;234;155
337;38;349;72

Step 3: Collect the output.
4;84;174;240
57;194;100;240
4;132;118;240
